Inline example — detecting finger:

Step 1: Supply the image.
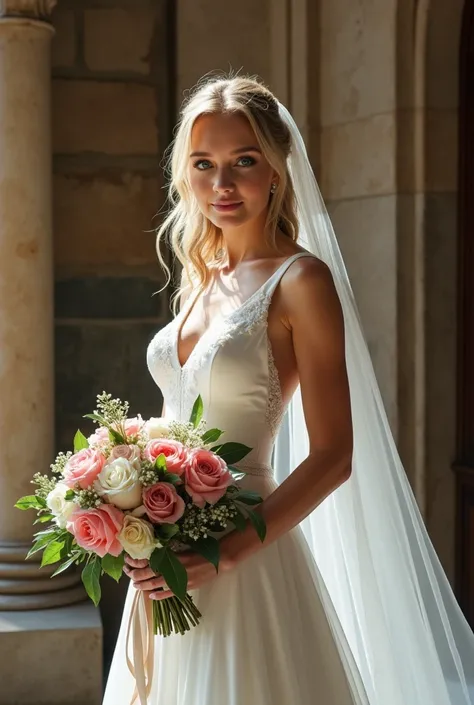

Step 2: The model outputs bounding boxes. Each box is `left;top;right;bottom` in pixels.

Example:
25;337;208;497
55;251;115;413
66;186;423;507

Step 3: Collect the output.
124;556;148;568
149;588;174;601
134;577;166;592
128;567;157;583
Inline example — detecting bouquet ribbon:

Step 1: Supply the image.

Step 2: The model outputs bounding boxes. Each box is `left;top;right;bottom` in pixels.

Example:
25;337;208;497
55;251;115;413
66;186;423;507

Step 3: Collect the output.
126;591;155;705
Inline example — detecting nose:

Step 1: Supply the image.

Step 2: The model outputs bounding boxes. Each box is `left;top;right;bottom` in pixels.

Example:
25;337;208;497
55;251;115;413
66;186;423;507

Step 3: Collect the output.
213;167;234;194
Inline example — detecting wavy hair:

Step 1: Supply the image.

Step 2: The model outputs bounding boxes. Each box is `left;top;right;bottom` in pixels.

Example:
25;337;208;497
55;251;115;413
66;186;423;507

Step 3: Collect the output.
156;75;299;313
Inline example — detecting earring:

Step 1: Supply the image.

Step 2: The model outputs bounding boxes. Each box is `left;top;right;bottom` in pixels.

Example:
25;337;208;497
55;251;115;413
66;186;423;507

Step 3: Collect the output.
270;182;277;194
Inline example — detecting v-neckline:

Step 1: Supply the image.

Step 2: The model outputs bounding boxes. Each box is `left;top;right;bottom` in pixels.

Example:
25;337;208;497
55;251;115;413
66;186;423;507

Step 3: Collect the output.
174;253;303;372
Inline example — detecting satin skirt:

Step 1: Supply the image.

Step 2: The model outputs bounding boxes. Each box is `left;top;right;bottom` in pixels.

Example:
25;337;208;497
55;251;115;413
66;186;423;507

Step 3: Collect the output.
103;475;368;705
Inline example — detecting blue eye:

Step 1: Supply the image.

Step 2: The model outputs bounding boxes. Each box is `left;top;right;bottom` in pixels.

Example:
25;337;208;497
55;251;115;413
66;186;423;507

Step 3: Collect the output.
237;156;256;167
194;159;212;170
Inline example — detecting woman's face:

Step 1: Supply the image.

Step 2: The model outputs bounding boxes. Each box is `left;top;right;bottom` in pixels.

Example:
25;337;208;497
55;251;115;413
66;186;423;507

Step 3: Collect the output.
188;112;277;231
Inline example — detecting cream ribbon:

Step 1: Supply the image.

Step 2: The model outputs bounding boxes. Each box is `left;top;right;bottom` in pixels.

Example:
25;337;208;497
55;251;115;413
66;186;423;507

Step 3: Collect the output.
126;591;155;705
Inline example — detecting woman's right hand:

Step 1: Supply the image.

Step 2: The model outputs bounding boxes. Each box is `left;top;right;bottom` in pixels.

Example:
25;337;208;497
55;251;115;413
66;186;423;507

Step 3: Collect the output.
123;555;149;576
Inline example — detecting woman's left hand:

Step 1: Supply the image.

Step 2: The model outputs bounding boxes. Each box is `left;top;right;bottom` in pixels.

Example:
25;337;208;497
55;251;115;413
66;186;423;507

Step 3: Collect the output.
124;551;225;601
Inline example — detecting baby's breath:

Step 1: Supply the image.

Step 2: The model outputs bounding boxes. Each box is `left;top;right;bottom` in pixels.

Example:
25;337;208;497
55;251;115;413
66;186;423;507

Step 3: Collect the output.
168;420;207;449
76;487;102;509
139;461;160;488
180;500;237;541
31;473;57;498
94;391;129;426
50;451;72;475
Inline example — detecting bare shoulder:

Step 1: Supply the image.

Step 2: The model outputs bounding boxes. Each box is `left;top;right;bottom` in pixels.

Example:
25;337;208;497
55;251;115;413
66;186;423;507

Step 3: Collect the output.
280;255;341;322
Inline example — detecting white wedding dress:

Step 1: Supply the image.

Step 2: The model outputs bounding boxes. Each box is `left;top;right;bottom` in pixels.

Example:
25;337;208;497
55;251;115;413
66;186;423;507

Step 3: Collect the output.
103;251;369;705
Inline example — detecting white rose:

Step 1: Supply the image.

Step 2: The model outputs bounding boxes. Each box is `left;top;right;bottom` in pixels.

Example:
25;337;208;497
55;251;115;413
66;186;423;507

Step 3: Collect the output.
94;457;142;510
46;482;78;529
144;417;171;440
118;515;161;560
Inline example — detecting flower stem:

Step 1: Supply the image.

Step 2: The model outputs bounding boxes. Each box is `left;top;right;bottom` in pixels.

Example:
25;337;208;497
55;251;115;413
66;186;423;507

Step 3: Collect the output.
151;593;202;636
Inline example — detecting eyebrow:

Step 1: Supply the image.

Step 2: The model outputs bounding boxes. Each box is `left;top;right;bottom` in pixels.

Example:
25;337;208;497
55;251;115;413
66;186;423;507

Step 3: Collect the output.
189;146;262;158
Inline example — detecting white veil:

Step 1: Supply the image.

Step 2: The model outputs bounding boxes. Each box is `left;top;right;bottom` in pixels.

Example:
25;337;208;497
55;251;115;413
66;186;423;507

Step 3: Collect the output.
273;103;474;704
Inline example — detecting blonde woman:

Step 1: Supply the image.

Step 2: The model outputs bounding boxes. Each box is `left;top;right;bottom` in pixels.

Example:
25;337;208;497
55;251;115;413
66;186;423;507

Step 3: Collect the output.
104;77;474;705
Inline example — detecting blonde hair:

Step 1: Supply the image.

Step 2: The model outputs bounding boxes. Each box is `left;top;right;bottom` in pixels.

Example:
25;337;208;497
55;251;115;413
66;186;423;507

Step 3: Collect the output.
156;74;299;313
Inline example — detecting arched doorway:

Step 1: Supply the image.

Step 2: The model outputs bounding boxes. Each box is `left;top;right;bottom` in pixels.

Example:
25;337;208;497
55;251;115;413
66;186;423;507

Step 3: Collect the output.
455;0;474;629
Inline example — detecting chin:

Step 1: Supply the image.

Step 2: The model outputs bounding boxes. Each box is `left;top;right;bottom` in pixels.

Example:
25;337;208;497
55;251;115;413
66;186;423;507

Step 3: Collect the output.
208;211;251;228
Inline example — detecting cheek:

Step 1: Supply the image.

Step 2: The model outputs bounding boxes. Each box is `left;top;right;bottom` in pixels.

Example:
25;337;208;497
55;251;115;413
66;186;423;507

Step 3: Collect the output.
237;169;272;200
188;172;211;202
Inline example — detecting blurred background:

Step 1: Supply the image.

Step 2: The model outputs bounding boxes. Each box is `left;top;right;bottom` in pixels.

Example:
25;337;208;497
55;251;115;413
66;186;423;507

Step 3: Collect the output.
0;0;472;702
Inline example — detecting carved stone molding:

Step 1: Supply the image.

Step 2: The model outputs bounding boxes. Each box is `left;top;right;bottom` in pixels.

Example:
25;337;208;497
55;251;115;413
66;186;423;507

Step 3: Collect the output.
0;0;57;20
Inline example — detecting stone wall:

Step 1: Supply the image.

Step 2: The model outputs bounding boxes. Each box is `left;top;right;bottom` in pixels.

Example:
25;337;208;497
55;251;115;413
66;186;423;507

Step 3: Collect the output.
51;0;174;676
320;0;399;435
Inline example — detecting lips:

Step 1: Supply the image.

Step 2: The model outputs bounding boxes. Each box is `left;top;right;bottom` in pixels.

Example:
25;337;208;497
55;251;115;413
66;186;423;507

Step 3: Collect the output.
211;201;243;212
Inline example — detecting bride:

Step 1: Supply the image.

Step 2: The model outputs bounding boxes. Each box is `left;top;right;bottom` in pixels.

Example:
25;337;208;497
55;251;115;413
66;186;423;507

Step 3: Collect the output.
103;76;474;705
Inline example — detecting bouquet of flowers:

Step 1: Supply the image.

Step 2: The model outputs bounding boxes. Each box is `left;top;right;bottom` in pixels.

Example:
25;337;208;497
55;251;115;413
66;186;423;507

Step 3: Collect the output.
15;392;266;637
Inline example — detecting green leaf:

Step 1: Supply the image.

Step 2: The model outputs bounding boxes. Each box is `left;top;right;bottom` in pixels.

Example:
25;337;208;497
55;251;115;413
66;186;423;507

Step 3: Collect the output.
82;559;102;606
26;533;57;559
157;549;188;601
155;453;167;472
189;395;204;429
247;510;267;543
192;536;220;572
15;495;46;511
64;490;76;501
83;413;106;424
41;540;66;567
149;547;166;575
102;553;125;583
51;554;77;577
156;524;180;541
33;513;55;524
33;526;58;539
108;428;125;445
231;505;248;532
234;490;263;506
162;472;181;485
62;533;74;558
201;428;224;445
73;429;89;452
209;442;252;465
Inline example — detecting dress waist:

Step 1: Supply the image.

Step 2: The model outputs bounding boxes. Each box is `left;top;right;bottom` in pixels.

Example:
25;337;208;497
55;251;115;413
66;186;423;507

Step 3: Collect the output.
234;459;274;477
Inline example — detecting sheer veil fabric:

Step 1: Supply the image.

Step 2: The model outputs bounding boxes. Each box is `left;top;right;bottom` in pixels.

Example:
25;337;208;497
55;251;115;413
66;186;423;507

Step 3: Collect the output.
273;103;474;705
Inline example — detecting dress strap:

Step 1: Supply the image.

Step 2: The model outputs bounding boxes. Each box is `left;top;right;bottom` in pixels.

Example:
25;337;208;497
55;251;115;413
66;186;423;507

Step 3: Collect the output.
263;252;318;298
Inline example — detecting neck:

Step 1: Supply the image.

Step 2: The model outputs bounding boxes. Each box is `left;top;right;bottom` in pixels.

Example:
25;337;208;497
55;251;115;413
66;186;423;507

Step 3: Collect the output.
219;211;279;269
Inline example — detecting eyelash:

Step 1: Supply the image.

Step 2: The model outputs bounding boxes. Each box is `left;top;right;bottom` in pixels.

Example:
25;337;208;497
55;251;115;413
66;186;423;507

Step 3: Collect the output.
193;156;256;170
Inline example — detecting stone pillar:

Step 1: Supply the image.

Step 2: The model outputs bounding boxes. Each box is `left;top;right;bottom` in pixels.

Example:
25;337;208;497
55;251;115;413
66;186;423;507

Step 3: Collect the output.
0;3;102;703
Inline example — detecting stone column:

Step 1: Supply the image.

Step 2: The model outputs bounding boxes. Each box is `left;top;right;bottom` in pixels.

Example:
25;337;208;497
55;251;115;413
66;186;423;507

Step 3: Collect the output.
0;3;102;703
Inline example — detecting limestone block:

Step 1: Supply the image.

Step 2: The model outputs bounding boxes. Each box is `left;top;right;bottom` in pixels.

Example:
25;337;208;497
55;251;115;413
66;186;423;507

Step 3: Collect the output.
53;172;159;267
84;7;157;74
0;603;102;705
53;79;159;155
51;8;76;68
327;194;398;433
321;114;395;201
177;0;270;98
320;0;396;125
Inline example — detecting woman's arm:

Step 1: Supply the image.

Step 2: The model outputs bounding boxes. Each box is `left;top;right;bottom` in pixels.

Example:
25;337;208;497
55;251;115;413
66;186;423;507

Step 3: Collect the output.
221;257;353;569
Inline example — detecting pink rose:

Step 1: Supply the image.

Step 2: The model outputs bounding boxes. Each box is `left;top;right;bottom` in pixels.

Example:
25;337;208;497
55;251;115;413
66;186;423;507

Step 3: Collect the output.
142;482;185;524
144;439;188;476
124;417;144;438
67;504;124;558
63;448;106;489
87;426;109;448
108;444;141;467
184;449;234;508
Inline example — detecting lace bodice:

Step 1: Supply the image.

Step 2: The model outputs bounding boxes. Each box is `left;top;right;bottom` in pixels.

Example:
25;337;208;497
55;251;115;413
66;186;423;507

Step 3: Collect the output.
146;252;314;474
